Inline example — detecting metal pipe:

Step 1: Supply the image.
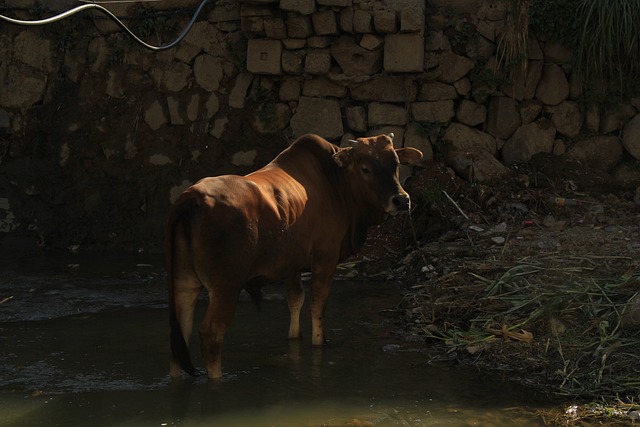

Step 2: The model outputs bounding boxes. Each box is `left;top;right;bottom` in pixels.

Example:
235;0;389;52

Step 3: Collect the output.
0;0;212;51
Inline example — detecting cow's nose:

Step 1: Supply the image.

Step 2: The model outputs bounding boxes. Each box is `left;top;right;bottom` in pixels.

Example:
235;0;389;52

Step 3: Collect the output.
390;194;411;211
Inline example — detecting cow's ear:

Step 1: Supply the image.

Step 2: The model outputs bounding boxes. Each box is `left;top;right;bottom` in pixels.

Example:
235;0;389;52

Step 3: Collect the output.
396;147;423;165
333;147;352;167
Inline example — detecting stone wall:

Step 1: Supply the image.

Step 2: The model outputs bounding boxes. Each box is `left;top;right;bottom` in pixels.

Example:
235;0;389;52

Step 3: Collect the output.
1;0;640;251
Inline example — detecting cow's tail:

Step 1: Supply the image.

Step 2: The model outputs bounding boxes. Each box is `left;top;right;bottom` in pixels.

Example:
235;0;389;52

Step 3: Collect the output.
165;194;201;377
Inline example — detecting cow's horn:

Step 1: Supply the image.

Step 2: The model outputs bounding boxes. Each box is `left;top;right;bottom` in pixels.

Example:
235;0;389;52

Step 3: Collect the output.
387;132;394;141
347;139;360;147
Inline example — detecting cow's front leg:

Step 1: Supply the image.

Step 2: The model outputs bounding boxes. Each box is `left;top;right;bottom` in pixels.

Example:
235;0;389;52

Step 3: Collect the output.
286;274;305;340
310;264;336;346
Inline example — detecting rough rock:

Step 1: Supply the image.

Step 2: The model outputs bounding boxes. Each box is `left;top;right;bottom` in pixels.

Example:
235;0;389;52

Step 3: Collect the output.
568;136;623;171
502;118;556;164
312;10;338;36
520;100;543;124
486;96;521;139
286;14;313;38
353;10;373;33
404;122;434;162
373;10;397;33
368;102;408;126
400;5;425;33
384;33;424;73
280;0;315;15
547;101;583;137
229;73;254;109
304;49;331;74
445;149;509;182
411;101;455;123
456;99;486;126
601;104;637;134
351;77;418;102
418;82;458;101
346;106;367;132
144;100;167;130
254;103;291;133
437;51;475;84
330;37;382;76
302;78;347;97
247;39;282;75
193;54;224;91
622;114;640;160
290;97;343;139
442;123;497;155
535;64;569;106
282;50;305;74
154;62;191;92
279;78;302;101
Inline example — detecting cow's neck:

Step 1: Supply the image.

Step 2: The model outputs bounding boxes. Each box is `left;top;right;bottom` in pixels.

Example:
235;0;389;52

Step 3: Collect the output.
340;195;383;261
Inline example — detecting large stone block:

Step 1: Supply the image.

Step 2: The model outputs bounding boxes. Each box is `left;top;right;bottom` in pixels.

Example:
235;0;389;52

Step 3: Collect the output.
346;106;367;132
456;100;486;127
418;82;458;101
373;10;397;33
247;39;282;75
502;118;556;164
568;136;622;171
193;54;224;91
351;77;418;102
279;78;302;101
339;8;354;32
437;51;474;83
303;78;347;97
486;96;521;139
290;97;344;139
229;73;254;108
264;17;287;39
548;101;583;137
318;0;352;5
442;123;497;155
353;10;373;33
304;49;331;74
411;101;455;123
535;64;569;106
368;102;408;126
331;37;382;76
282;50;305;74
400;5;424;32
312;10;338;36
384;33;424;72
622;114;640;160
280;0;315;15
286;14;313;38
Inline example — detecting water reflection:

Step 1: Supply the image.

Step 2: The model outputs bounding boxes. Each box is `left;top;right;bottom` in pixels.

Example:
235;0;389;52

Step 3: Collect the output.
0;252;549;426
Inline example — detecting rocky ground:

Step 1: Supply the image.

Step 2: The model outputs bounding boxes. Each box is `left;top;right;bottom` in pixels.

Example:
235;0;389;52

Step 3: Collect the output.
349;154;640;424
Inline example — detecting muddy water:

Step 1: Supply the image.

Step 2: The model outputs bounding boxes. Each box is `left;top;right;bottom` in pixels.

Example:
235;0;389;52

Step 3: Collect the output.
0;252;550;426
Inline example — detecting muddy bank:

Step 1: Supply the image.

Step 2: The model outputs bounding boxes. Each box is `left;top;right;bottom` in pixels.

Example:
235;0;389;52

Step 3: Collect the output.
348;154;640;424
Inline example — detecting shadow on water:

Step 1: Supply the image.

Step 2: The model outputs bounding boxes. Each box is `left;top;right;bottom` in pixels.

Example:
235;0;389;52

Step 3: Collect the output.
0;252;551;426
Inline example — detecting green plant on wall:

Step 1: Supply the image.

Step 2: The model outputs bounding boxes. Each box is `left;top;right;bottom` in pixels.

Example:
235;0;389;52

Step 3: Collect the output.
530;0;640;98
496;0;529;73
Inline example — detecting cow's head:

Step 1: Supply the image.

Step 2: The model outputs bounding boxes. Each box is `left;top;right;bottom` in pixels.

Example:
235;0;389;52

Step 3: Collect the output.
333;133;423;216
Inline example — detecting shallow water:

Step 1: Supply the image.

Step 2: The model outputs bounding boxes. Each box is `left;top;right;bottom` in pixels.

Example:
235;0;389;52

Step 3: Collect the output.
0;252;550;426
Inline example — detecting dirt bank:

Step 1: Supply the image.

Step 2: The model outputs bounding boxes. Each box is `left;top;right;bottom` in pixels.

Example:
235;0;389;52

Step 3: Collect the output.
352;154;640;423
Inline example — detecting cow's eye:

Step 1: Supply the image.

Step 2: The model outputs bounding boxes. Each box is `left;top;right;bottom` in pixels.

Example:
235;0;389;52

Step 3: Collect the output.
361;166;371;174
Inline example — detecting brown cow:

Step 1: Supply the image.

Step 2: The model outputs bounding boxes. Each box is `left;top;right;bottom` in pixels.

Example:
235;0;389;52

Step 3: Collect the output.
165;133;422;379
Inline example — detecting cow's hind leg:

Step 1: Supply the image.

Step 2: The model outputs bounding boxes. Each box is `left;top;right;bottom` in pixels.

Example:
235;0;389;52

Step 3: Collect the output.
170;284;201;377
170;224;203;378
286;274;305;340
200;287;240;379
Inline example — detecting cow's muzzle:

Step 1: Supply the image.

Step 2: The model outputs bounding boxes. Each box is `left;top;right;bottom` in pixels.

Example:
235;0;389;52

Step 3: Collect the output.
386;193;411;213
